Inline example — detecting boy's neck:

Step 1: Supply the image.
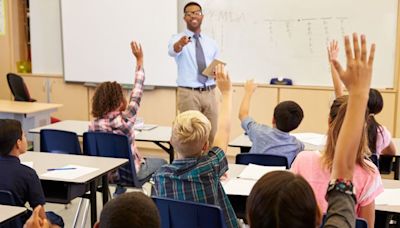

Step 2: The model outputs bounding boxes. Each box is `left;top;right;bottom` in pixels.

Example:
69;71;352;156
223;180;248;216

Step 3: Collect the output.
9;149;23;157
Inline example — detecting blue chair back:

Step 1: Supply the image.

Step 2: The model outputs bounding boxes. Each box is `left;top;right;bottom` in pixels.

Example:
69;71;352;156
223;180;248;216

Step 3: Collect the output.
0;190;23;228
152;196;227;228
321;214;368;228
235;154;289;169
40;129;81;154
369;154;379;168
83;132;141;187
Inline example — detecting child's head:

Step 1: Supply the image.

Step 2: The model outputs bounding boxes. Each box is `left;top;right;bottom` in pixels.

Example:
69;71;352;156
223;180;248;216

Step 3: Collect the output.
92;81;126;118
170;110;211;157
0;119;27;156
95;192;160;228
324;95;370;169
367;89;384;154
368;89;383;115
273;101;303;132
247;171;320;228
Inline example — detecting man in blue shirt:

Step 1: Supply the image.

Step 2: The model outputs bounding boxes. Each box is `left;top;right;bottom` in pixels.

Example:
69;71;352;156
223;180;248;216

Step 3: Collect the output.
168;2;219;145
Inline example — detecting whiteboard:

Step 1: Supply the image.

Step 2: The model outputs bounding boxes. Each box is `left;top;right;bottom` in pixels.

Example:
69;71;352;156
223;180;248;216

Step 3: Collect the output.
179;0;399;88
60;0;177;86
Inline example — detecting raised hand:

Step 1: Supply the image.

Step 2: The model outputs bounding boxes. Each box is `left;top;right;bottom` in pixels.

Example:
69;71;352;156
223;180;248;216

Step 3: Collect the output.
215;64;231;93
327;40;339;62
130;41;143;66
244;80;257;94
332;33;375;96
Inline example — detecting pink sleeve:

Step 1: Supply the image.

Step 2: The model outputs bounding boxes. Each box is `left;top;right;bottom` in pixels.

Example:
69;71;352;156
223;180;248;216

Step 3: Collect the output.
358;167;384;207
376;126;392;156
290;151;304;173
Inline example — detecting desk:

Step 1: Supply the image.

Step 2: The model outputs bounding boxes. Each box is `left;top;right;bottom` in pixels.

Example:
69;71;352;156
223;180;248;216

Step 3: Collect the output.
0;205;26;225
29;120;175;162
229;133;324;153
224;164;400;217
0;100;62;141
20;152;128;227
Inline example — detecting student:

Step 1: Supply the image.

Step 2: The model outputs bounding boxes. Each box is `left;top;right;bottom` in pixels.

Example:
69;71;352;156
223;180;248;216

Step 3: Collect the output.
290;95;383;226
152;64;239;228
247;33;376;228
0;119;64;228
25;192;160;228
328;40;396;157
238;80;304;165
89;41;166;193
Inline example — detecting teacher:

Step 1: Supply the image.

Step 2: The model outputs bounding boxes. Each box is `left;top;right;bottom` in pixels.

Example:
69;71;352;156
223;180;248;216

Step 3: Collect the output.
168;1;219;145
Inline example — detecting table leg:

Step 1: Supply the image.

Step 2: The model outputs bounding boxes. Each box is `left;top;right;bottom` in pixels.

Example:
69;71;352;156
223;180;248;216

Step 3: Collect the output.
154;142;174;163
394;156;400;180
89;181;97;227
102;175;109;206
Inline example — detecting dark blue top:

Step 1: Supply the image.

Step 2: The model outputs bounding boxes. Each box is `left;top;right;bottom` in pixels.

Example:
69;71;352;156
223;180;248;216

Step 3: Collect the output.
0;155;45;208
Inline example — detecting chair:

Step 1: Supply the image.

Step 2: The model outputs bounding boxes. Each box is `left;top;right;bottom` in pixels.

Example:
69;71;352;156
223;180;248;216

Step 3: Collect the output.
235;154;289;169
0;190;24;228
320;214;368;228
40;129;81;154
7;73;36;102
379;155;394;174
152;196;227;228
83;132;149;188
370;154;379;168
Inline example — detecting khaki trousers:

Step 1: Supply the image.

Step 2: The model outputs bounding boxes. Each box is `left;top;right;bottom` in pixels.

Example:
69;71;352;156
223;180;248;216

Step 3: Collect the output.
177;87;219;146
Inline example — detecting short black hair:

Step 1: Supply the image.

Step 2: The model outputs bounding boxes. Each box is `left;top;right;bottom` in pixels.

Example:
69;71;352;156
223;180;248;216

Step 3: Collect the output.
273;101;303;132
183;2;202;13
0;119;23;156
99;192;160;228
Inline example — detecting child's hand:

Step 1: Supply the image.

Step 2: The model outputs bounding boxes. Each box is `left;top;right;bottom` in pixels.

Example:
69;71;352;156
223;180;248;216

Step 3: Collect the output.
244;80;257;94
327;40;339;62
215;64;231;93
332;33;375;96
23;205;49;228
130;41;143;64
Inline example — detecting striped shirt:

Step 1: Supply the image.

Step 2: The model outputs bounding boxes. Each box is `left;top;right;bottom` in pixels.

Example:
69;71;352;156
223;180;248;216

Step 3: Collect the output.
152;147;239;228
89;69;145;183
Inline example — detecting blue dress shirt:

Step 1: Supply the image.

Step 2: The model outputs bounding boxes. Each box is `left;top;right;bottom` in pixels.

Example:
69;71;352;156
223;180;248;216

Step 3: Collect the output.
168;29;219;87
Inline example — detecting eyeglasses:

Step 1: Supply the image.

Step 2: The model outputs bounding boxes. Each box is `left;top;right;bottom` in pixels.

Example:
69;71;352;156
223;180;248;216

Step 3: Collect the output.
184;11;202;17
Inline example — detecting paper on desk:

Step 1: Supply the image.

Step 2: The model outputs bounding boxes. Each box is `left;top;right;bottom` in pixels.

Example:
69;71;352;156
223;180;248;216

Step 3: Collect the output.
21;161;33;168
41;165;98;180
238;164;286;180
222;178;256;196
135;124;158;131
291;132;327;146
376;189;400;206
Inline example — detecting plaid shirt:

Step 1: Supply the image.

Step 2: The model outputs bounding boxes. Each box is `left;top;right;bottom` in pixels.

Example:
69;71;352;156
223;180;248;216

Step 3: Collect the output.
89;69;145;174
153;147;239;228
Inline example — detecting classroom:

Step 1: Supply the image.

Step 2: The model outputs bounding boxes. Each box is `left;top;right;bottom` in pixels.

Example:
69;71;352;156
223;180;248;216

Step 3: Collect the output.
1;0;400;227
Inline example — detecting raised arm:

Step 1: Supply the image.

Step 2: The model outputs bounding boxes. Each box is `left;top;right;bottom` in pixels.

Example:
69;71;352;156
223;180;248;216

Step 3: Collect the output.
212;64;232;152
239;80;257;121
131;41;143;71
330;34;375;180
328;40;344;97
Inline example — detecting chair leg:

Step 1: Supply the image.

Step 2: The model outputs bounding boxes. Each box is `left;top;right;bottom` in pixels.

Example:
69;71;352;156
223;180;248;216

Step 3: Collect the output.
72;198;84;228
80;199;90;228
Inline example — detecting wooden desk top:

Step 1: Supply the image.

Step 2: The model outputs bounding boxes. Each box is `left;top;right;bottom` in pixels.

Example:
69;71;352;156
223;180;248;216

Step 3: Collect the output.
29;120;89;136
0;100;62;114
226;164;400;214
20;152;128;183
0;205;26;223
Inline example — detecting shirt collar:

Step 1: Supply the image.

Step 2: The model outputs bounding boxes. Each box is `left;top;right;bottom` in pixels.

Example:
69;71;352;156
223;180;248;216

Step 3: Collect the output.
0;155;20;163
184;29;201;38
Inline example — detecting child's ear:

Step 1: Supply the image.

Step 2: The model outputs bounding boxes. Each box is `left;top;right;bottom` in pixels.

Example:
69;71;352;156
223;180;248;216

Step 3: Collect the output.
202;141;209;151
